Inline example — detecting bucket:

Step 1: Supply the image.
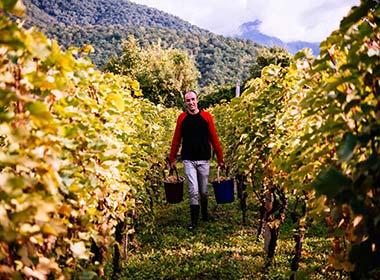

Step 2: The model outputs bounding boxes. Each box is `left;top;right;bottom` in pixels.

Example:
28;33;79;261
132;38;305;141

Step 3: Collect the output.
163;167;185;204
212;167;234;204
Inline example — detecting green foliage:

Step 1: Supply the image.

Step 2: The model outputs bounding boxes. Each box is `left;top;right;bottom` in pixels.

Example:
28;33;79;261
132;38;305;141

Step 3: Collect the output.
248;46;292;80
286;2;380;277
0;2;179;278
23;0;202;32
198;84;236;109
20;0;259;87
211;64;289;187
0;0;25;15
211;0;379;277
3;0;379;279
105;36;200;107
105;36;142;79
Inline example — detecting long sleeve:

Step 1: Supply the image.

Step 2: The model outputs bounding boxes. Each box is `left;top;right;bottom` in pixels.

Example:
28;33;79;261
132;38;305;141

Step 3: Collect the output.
169;112;186;163
202;111;224;164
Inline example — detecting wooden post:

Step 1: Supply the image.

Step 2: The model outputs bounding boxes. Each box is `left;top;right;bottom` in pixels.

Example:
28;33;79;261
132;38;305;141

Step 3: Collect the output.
235;80;240;98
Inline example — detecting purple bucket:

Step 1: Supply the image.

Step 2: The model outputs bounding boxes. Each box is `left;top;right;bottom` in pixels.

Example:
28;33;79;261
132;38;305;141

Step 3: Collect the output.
163;167;184;204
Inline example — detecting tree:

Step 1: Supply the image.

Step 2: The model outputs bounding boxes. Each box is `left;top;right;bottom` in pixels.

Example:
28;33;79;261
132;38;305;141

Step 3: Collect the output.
104;36;200;107
248;46;292;79
197;84;236;109
104;35;142;79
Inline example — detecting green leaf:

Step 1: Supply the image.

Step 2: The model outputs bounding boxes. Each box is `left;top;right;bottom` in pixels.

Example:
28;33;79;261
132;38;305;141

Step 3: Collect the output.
293;51;307;60
10;207;35;223
358;21;373;38
78;271;98;280
312;167;352;197
0;0;20;13
26;101;52;120
0;0;25;16
337;133;357;162
25;31;50;60
340;2;374;33
0;24;26;49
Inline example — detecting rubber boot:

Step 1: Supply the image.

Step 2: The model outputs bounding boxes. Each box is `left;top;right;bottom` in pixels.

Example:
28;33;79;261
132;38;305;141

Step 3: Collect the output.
200;196;209;221
188;205;200;231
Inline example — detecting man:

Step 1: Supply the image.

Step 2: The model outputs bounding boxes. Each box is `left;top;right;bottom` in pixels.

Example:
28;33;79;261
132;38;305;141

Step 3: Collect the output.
169;90;224;230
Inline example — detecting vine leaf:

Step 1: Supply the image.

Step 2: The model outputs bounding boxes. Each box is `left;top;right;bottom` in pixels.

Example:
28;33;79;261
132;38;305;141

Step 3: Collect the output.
312;167;352;198
337;133;357;162
0;0;25;16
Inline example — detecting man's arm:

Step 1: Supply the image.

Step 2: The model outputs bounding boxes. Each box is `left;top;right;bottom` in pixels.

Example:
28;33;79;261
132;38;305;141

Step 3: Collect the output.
202;111;224;166
169;113;186;167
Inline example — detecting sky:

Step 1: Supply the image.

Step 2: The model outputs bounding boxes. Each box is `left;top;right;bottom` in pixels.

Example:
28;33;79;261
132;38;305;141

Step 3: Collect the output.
130;0;361;42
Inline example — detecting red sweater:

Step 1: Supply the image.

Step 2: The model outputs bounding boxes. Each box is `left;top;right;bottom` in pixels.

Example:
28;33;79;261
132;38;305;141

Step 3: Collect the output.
169;111;224;164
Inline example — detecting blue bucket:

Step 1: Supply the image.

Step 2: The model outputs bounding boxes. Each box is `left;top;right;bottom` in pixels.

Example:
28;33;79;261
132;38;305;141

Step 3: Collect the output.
212;167;234;204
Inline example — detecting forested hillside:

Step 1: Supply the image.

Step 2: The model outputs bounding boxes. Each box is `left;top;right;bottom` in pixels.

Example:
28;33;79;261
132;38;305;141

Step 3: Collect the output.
24;0;206;32
21;0;260;87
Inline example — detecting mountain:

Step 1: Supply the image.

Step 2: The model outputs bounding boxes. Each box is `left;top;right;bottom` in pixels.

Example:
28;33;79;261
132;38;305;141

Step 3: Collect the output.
24;0;208;34
237;20;320;56
20;0;261;87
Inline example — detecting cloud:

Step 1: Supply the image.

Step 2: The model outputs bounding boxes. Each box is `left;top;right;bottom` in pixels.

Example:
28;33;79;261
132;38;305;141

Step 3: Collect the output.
131;0;360;42
253;0;360;42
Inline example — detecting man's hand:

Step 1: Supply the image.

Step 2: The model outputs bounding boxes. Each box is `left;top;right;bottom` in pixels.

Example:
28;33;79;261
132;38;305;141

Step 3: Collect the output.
169;161;177;170
218;162;225;170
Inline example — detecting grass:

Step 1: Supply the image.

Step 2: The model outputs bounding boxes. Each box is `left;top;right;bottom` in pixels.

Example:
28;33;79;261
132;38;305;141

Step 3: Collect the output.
117;182;349;280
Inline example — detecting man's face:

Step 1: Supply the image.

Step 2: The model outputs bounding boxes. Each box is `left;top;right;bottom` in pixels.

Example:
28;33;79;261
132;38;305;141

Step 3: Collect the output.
184;91;198;113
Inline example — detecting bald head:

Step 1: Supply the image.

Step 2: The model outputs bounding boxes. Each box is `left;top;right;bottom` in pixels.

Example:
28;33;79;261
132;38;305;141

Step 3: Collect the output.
184;91;199;114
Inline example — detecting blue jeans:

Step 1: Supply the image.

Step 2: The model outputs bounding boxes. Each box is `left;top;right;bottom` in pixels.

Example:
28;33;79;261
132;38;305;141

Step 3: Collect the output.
183;160;210;205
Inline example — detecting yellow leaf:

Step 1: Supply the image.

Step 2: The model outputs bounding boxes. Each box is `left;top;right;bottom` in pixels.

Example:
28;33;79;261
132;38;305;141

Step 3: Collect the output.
25;31;50;60
20;223;40;234
0;205;11;228
41;220;66;236
70;241;89;260
125;145;133;155
68;184;80;192
106;93;125;111
130;80;140;90
81;44;95;54
87;207;97;216
41;224;56;235
58;204;72;217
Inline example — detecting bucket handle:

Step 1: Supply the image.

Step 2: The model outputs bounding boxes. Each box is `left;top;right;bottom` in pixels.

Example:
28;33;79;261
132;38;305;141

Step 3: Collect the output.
216;166;229;184
164;157;180;182
170;166;180;182
163;166;180;182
